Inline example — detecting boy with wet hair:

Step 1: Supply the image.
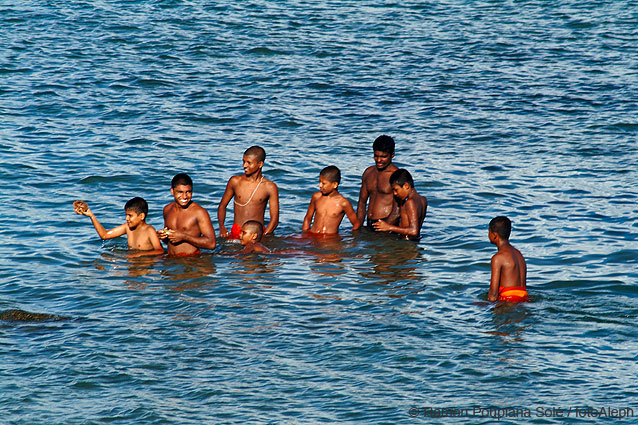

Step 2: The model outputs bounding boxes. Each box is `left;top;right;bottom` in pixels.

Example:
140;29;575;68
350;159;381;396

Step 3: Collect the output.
238;220;271;254
357;135;400;229
218;145;279;239
303;165;360;234
372;169;427;240
73;197;164;256
158;173;216;256
488;216;528;302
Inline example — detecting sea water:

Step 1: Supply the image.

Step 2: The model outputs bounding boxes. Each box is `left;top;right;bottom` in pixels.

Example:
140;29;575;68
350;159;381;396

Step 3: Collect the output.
1;1;636;424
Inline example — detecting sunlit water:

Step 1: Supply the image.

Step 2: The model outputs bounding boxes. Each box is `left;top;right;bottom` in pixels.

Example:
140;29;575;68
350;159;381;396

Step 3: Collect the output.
1;1;636;424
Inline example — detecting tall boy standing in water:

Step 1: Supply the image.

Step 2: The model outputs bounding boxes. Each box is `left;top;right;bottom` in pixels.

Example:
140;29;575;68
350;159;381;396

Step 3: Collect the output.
356;135;399;230
372;169;427;240
159;173;216;256
218;146;279;238
302;165;360;234
487;216;528;302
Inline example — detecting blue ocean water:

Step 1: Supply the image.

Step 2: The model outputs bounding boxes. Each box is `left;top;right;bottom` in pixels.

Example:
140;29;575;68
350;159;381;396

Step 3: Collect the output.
1;1;637;423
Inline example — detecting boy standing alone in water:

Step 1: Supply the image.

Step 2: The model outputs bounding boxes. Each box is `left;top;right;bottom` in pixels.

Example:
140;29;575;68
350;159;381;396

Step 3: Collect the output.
159;173;216;256
302;166;360;235
372;169;427;240
218;146;280;238
487;216;528;302
357;135;399;230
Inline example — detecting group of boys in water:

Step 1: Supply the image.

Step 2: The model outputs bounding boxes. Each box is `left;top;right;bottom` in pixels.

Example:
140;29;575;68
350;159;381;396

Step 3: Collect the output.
74;135;528;303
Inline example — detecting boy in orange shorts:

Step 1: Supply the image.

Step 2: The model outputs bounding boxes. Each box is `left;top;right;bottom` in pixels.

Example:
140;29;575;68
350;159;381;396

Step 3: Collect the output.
487;216;528;302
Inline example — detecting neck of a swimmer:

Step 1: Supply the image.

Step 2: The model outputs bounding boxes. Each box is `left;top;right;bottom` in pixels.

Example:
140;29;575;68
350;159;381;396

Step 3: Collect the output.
245;169;263;181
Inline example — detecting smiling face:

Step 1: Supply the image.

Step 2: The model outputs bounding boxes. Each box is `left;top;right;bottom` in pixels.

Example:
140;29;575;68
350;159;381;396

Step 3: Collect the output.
243;154;263;177
171;184;193;209
125;209;145;230
318;175;338;196
373;150;394;170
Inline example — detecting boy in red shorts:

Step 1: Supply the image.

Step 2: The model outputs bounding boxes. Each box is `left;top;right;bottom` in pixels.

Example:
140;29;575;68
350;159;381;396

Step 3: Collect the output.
217;146;279;239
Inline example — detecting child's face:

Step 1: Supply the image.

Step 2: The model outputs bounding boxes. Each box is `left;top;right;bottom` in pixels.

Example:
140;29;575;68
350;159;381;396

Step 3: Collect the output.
171;184;193;208
392;183;411;201
239;229;256;246
373;150;394;170
125;210;144;229
318;176;338;195
243;154;263;177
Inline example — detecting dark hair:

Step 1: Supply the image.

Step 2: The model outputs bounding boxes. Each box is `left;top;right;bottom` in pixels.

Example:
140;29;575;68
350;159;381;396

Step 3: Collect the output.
489;216;512;240
373;135;395;155
244;146;266;163
242;220;264;241
389;168;414;188
320;165;341;184
171;173;193;189
124;197;148;216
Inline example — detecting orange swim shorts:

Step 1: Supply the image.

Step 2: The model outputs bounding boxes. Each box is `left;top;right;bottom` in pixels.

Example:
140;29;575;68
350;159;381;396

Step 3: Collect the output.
498;286;529;303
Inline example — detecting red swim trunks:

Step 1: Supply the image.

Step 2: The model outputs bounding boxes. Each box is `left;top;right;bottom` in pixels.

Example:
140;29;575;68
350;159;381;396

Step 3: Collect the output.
229;223;242;239
171;249;201;257
498;286;529;303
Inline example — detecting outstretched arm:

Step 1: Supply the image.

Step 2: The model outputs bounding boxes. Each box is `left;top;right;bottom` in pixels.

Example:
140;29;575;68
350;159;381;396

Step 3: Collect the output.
264;183;279;235
75;202;126;240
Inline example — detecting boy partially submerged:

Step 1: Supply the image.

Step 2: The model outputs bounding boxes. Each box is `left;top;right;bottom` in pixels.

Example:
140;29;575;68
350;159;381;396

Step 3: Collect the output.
488;216;528;302
372;169;427;240
74;197;164;256
302;166;360;235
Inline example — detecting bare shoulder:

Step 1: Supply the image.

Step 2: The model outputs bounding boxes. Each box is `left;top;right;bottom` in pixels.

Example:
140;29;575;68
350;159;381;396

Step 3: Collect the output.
337;192;352;205
142;222;158;233
228;174;243;187
191;202;211;216
263;178;279;192
163;202;175;215
361;165;376;179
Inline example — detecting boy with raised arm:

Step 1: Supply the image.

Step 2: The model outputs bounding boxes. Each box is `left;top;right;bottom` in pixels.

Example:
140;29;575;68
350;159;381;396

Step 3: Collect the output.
372;169;427;240
218;146;279;239
302;166;360;235
487;216;528;302
74;197;164;256
357;135;399;230
158;173;216;256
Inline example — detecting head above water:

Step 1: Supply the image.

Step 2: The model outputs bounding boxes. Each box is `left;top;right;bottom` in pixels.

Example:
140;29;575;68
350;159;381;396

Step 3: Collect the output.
373;135;395;155
242;220;264;242
124;197;148;217
389;168;414;188
171;173;193;189
489;216;512;240
320;165;341;184
244;146;266;163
